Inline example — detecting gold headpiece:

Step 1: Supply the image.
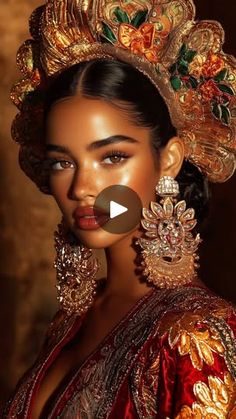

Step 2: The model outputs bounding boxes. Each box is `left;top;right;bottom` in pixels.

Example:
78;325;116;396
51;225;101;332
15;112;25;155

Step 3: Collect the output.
11;0;236;192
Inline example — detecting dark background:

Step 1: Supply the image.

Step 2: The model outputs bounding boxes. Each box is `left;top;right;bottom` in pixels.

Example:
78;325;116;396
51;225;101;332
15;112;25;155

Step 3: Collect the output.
196;0;236;300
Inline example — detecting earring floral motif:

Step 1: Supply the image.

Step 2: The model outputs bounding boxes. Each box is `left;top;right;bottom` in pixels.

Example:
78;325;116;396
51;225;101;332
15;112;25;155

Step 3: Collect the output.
54;219;100;315
137;176;201;288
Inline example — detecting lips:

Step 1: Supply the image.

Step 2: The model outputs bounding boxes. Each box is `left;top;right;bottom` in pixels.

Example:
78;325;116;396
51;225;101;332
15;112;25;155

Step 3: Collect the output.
73;206;109;230
73;206;108;219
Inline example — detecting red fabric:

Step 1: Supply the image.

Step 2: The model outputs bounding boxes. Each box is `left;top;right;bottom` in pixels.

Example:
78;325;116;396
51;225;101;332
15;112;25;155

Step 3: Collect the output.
4;288;236;418
109;380;138;418
156;334;178;418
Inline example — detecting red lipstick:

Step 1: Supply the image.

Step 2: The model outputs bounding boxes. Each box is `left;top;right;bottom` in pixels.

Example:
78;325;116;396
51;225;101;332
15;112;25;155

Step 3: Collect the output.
73;206;109;230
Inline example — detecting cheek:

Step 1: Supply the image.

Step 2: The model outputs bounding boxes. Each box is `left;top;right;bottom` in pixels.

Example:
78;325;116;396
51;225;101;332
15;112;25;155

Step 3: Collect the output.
49;173;72;209
120;156;159;207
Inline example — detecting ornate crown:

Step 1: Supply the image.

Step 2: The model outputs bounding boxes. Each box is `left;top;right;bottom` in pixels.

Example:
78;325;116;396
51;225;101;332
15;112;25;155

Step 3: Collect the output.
11;0;236;192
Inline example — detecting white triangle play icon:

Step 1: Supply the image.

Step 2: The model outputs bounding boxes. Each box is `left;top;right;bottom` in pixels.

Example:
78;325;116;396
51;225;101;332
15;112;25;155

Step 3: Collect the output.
110;200;128;219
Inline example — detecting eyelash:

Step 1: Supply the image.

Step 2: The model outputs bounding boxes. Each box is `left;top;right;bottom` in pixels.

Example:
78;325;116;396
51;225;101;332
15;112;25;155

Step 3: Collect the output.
101;149;130;165
46;158;73;171
46;149;130;171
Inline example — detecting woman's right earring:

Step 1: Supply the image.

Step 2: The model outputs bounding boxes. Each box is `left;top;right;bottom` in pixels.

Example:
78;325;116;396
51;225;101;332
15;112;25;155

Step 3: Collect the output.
136;176;201;288
54;219;101;316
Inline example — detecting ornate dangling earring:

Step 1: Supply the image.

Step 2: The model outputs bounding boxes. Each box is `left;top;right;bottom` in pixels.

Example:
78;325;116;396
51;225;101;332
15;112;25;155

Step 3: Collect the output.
54;218;101;316
136;176;201;288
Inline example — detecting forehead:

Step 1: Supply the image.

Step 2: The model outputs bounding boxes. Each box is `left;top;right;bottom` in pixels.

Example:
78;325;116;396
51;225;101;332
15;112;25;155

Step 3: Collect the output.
46;96;150;147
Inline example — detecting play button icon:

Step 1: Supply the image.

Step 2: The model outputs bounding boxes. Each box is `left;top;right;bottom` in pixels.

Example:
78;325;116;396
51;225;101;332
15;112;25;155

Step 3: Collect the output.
110;201;128;219
94;185;143;234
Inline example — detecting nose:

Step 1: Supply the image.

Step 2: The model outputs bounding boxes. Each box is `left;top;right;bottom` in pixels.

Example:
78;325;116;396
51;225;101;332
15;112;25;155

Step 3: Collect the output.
68;166;97;201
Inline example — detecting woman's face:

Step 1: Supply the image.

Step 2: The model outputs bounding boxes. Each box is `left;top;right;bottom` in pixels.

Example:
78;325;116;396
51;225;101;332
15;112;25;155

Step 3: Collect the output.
45;96;161;249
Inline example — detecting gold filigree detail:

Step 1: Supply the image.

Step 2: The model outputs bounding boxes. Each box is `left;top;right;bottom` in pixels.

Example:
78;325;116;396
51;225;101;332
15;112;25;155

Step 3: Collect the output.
54;221;100;315
175;373;236;418
137;195;201;288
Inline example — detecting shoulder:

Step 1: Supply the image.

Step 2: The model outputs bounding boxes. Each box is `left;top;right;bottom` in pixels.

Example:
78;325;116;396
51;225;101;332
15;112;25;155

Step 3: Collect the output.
158;286;236;368
154;287;236;417
158;285;236;335
129;286;236;417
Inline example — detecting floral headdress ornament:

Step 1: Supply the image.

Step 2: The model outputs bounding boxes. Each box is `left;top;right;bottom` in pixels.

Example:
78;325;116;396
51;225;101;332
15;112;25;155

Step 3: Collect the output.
11;0;236;193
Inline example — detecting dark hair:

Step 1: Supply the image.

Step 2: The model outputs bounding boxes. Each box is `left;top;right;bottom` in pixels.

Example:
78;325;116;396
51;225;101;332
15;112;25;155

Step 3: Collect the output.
44;59;210;227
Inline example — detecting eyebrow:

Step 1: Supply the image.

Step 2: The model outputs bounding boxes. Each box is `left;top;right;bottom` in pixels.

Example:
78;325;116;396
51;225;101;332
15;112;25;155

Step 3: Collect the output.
45;135;139;154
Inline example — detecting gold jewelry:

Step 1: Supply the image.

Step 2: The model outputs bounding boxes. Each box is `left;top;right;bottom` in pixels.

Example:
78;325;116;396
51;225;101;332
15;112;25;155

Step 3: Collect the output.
137;176;201;288
54;219;100;315
11;0;236;192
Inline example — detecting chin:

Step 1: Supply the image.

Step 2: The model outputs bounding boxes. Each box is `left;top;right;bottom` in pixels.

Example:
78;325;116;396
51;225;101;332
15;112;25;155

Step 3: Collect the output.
73;226;139;250
72;228;122;249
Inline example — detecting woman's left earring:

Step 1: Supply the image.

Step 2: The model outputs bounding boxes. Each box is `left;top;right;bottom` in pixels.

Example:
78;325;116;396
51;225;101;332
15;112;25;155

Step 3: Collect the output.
136;176;201;289
54;218;100;316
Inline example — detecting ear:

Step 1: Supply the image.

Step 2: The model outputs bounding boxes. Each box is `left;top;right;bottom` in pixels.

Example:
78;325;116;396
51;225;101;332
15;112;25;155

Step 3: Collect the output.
158;136;185;179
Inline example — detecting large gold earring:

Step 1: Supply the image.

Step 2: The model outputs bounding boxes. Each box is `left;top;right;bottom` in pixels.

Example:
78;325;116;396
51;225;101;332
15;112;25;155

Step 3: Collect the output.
136;176;201;288
54;218;100;315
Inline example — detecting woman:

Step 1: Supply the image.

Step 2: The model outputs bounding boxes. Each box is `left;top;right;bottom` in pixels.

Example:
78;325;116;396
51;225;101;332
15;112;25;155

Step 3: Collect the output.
5;0;236;417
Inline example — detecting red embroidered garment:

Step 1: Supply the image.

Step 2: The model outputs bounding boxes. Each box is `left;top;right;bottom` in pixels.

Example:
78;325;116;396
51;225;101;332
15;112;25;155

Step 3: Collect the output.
5;286;236;418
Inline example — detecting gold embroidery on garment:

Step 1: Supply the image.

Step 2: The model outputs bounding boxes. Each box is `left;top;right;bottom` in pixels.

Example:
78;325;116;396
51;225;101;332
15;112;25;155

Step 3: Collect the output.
131;350;160;417
47;289;168;418
130;288;227;418
167;312;225;370
175;373;236;418
158;300;235;372
5;288;236;418
206;314;236;380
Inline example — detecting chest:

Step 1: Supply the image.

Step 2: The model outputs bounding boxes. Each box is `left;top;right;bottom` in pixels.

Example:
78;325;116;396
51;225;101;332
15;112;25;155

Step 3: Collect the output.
9;289;168;418
30;303;139;418
30;336;92;418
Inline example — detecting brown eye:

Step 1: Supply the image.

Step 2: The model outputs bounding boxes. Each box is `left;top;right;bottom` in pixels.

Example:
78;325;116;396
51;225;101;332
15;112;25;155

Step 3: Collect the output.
108;155;123;164
49;159;74;171
102;150;129;165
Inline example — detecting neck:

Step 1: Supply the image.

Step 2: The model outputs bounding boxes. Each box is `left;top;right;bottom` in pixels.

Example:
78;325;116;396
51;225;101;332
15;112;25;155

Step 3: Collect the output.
102;230;152;300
